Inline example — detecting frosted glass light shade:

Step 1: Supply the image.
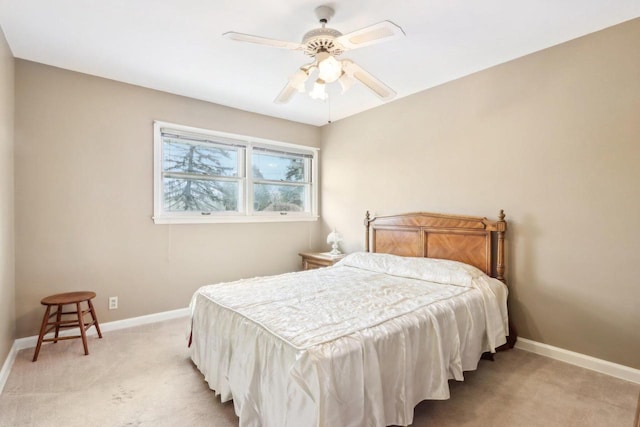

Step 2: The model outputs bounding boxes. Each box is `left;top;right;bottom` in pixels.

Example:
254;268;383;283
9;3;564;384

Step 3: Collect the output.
309;79;328;100
291;69;309;93
317;52;342;83
338;73;354;93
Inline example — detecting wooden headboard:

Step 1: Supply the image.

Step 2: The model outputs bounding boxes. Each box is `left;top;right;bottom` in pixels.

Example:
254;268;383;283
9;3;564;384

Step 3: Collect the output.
365;210;507;282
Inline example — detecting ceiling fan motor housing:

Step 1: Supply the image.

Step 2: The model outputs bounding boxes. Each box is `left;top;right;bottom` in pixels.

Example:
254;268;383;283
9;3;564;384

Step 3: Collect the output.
302;28;344;56
303;5;343;57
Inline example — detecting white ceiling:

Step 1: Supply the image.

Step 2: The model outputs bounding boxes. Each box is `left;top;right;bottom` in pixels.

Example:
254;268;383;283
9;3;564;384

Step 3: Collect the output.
1;1;638;126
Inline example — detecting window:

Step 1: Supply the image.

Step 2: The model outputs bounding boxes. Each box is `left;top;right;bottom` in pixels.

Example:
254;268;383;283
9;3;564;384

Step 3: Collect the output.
153;121;318;224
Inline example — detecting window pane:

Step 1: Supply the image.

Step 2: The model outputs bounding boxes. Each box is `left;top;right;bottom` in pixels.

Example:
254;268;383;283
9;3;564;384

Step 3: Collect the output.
253;183;306;212
163;177;239;212
163;139;238;177
252;152;306;182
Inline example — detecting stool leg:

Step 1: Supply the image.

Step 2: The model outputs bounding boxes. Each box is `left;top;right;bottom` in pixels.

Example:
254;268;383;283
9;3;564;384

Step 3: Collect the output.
87;298;102;338
53;304;62;343
33;305;51;362
77;302;89;355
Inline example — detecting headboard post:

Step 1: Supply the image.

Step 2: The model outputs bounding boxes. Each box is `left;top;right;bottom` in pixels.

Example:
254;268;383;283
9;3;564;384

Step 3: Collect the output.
364;211;371;252
496;209;507;283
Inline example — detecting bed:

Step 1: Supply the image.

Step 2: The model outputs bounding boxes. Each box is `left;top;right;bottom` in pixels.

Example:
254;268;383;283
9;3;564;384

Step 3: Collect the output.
188;210;514;427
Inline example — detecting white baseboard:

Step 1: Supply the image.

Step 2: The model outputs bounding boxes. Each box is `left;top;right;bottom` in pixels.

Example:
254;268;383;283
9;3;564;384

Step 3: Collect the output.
0;340;19;395
515;337;640;384
0;307;189;394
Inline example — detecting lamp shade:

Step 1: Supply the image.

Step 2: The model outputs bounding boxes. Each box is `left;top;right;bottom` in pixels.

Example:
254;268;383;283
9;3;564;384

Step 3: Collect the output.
326;230;342;244
309;79;328;100
317;51;343;83
327;229;343;256
338;73;354;93
291;68;310;93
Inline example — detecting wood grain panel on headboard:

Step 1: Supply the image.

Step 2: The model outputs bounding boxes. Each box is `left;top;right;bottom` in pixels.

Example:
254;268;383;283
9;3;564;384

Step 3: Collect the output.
365;211;507;281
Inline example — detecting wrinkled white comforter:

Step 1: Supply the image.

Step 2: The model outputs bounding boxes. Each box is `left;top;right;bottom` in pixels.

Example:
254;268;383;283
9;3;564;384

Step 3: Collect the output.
189;252;509;427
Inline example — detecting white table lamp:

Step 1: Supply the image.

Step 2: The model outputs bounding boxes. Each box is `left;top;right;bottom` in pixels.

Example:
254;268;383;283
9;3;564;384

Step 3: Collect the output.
326;229;343;256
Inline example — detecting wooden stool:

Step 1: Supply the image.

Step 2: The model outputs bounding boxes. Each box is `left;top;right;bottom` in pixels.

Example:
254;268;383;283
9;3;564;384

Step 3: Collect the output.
32;291;103;362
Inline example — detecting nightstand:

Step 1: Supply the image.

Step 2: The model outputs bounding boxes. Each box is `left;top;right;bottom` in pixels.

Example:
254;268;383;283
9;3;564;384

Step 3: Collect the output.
299;252;346;270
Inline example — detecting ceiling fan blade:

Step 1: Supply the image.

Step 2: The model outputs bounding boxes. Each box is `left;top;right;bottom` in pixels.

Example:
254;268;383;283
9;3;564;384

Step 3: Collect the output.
223;32;305;51
342;60;396;101
336;21;405;50
274;82;298;104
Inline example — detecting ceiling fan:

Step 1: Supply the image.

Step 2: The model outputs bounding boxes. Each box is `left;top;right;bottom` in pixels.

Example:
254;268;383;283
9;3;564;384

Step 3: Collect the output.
223;6;405;104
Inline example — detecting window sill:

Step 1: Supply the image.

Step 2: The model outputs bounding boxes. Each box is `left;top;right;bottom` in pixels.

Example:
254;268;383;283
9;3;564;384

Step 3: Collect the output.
152;215;319;225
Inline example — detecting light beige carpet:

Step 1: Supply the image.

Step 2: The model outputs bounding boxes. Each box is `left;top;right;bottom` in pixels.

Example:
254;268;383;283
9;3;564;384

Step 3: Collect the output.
0;317;638;427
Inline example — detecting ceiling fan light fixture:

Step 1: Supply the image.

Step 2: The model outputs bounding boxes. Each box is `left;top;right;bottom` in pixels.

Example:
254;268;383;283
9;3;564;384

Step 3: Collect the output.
224;6;405;104
338;72;354;94
290;68;310;92
309;79;328;101
316;51;342;83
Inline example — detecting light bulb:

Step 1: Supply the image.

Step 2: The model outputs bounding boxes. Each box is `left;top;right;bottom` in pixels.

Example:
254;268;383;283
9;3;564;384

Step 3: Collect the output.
316;51;342;83
309;79;328;101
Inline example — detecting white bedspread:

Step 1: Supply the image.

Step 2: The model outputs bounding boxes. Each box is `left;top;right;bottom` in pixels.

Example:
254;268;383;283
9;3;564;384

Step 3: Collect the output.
189;253;508;427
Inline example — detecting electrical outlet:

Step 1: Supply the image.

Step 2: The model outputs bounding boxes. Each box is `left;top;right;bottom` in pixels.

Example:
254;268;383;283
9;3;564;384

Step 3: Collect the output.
108;296;118;310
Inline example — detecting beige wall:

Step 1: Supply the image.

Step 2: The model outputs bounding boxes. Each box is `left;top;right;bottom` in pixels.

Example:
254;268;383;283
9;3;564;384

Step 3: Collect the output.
9;18;640;370
0;26;15;363
320;19;640;369
14;61;321;338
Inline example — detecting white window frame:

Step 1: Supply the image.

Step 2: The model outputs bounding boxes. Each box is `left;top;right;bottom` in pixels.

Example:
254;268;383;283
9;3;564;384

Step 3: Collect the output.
153;121;319;224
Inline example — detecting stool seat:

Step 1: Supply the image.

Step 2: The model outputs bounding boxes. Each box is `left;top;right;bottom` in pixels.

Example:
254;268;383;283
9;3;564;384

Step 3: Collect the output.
33;291;102;362
41;291;97;306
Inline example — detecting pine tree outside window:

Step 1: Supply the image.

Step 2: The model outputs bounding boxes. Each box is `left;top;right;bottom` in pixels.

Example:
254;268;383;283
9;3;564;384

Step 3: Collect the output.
153;121;318;224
